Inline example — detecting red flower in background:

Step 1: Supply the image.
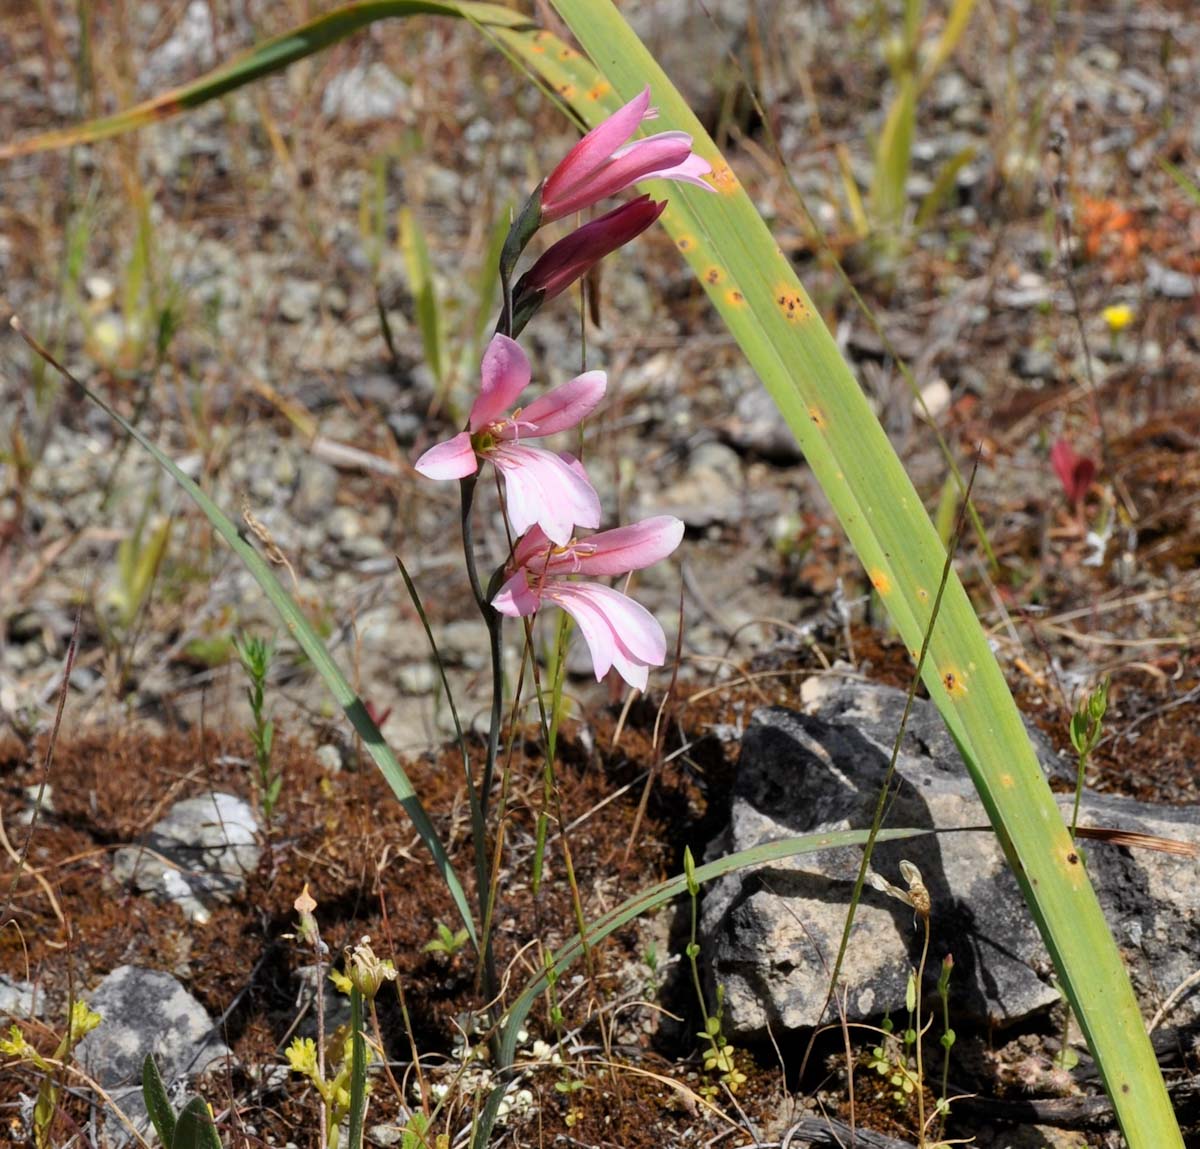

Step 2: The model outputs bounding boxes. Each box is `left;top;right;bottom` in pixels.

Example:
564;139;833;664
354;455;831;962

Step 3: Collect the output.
1050;439;1096;507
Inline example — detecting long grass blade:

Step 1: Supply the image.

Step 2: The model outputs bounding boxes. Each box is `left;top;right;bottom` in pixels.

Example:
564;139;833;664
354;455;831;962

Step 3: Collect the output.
0;2;535;160
10;318;476;946
348;986;368;1149
543;5;1180;1143
474;826;930;1147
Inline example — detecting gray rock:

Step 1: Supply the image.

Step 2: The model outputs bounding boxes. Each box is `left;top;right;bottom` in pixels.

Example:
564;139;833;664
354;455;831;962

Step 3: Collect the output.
1146;260;1195;300
646;441;743;528
702;678;1200;1039
76;965;228;1132
398;660;438;695
112;792;261;923
140;1;216;92
0;975;37;1017
1012;347;1056;380
322;63;410;124
292;459;339;523
994;273;1052;310
278;279;323;323
724;386;802;463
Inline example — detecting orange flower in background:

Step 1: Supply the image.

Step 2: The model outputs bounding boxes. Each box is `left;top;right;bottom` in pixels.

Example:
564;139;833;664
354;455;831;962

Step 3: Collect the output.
1078;195;1143;278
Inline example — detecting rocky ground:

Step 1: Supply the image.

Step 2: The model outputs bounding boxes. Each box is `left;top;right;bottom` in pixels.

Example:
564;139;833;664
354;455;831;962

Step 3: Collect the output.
1;1;1199;1147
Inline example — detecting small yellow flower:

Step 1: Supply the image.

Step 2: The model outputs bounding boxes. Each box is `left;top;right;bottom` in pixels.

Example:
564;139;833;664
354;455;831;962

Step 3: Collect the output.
68;1001;103;1044
285;1037;318;1076
0;1025;32;1059
1102;304;1134;333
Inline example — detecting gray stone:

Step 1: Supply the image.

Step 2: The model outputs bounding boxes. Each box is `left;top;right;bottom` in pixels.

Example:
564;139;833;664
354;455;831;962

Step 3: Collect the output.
645;441;743;528
292;459;339;523
112;792;261;923
398;660;439;695
702;678;1200;1039
1146;260;1195;300
322;63;410;124
76;965;228;1131
724;386;802;463
140;1;216;92
278;278;323;323
1012;347;1056;380
0;975;37;1017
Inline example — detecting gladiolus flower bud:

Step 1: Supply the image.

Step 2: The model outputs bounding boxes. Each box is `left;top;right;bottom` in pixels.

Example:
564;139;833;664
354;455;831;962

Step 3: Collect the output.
510;196;666;334
541;86;712;223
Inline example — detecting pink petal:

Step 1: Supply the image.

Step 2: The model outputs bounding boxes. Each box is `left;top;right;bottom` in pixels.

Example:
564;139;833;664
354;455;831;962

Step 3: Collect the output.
546;581;667;690
639;150;715;191
414;432;478;480
509;524;554;571
491;570;540;617
493;444;601;545
469;334;531;430
542;87;651;221
543;133;693;220
547;516;684;577
514;371;607;437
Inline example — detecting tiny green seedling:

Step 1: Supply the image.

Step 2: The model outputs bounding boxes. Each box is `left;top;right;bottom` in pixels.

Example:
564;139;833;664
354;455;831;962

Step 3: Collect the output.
142;1053;222;1149
235;633;283;819
423;921;471;959
682;847;746;1096
1068;677;1110;843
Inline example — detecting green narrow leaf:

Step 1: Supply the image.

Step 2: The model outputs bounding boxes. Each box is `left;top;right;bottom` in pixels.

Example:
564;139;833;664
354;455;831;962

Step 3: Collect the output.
919;0;979;91
348;986;368;1149
474;826;929;1147
541;6;1182;1144
0;3;535;159
141;1054;178;1148
16;326;476;947
172;1097;222;1149
870;73;917;236
399;205;445;387
1160;158;1200;208
915;143;976;229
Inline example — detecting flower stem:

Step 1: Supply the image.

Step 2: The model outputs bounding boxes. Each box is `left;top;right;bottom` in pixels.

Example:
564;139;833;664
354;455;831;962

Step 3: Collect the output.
457;471;502;1012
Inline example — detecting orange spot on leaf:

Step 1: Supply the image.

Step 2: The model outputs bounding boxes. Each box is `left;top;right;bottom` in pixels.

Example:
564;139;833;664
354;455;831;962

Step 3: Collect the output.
941;668;969;698
708;162;738;194
774;285;811;322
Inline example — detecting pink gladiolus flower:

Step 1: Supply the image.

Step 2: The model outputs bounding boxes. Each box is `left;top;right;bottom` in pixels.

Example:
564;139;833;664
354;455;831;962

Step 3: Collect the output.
541;86;714;222
1050;439;1096;507
414;334;605;545
515;195;667;307
492;516;685;690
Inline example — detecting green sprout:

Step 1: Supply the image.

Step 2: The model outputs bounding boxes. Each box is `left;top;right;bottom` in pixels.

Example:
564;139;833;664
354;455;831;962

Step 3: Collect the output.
235;633;283;819
422;921;471;959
